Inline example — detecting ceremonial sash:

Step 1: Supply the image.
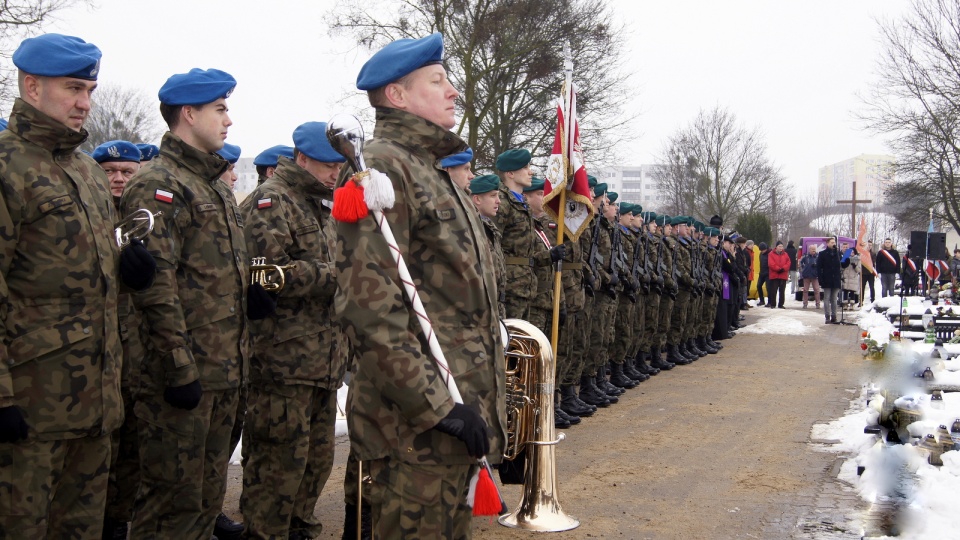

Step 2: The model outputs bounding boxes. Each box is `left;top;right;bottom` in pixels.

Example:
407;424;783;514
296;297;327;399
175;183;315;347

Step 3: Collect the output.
534;227;552;249
905;258;917;273
879;249;897;267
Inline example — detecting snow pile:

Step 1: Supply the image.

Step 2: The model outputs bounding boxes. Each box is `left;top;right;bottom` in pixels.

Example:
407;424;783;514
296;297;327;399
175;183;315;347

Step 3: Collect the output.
737;314;816;335
874;296;927;311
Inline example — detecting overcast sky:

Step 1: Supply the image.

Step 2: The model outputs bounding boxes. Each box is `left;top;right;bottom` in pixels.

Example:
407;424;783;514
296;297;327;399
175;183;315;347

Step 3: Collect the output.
43;0;909;196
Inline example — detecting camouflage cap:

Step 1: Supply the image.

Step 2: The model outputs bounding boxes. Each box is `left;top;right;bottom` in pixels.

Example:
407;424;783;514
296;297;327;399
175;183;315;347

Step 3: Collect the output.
470;174;500;194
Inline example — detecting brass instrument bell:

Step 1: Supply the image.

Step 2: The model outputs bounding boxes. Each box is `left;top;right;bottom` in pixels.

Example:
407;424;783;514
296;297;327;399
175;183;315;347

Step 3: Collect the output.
115;208;162;249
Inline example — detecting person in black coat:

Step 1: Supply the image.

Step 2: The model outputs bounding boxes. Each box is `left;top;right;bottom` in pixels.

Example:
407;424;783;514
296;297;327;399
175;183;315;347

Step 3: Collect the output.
876;238;900;297
786;240;798;293
817;237;842;323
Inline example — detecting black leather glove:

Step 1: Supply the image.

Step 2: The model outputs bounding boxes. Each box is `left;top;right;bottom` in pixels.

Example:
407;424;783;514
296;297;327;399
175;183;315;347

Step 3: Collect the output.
247;283;278;320
119;238;157;291
0;406;28;443
584;273;596;297
558;306;567;327
433;403;490;458
549;244;566;263
164;380;202;410
608;272;620;288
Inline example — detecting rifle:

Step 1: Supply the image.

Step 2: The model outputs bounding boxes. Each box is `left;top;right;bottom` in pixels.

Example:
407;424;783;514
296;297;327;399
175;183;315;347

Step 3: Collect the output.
669;236;680;300
654;232;666;293
585;203;604;295
610;212;634;302
636;231;652;295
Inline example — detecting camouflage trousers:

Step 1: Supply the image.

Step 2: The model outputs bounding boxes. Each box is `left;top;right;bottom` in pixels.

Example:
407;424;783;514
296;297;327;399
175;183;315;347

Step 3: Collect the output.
503;294;532;321
558;307;588;386
585;294;618;376
106;385;140;522
609;297;634;364
0;433;111;539
669;290;692;344
629;296;646;358
684;293;701;341
367;457;476;540
131;388;239;540
658;294;675;347
643;293;662;350
241;384;338;539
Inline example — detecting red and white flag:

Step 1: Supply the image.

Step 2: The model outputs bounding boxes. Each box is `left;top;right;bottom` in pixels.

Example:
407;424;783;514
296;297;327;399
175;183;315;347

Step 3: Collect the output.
543;84;595;241
925;259;941;281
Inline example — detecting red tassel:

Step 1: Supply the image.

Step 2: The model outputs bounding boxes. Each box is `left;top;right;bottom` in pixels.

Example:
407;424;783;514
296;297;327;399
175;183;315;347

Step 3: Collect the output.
332;178;368;223
472;465;506;516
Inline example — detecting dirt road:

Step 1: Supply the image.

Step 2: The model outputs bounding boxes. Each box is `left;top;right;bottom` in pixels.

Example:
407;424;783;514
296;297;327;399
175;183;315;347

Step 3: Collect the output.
223;301;870;539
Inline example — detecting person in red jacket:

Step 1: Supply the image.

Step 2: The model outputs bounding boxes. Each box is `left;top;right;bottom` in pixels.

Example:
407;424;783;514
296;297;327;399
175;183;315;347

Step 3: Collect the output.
767;241;791;308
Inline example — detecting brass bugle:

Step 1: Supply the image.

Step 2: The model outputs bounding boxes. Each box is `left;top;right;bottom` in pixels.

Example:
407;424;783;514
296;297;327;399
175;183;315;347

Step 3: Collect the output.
250;257;295;293
115;209;162;249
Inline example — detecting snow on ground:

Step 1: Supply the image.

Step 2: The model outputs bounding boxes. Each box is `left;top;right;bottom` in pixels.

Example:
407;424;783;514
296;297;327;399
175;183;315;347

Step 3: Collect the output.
810;301;960;538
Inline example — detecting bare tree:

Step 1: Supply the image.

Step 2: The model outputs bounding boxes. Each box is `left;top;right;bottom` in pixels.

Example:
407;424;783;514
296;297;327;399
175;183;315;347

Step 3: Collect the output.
653;106;791;226
0;1;92;108
81;84;163;152
861;0;960;235
327;0;636;170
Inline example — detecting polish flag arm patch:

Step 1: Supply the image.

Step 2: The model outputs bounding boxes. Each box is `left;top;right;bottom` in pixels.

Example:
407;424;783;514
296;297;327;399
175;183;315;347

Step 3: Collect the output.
257;198;272;209
155;189;174;203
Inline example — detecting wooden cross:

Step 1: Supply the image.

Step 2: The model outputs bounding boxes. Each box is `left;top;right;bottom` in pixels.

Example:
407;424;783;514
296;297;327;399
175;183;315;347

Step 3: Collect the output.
837;181;872;237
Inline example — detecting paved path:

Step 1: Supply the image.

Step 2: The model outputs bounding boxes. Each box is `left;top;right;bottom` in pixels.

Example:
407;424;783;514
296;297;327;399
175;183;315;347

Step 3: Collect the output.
223;298;871;539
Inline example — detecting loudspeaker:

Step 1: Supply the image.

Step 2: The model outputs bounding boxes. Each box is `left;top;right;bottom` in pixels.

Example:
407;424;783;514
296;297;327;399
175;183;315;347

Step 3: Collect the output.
910;231;947;259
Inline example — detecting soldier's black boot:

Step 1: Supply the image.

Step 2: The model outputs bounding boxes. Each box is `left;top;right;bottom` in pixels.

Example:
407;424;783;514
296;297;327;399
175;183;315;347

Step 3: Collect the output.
555;392;580;425
666;344;692;365
578;375;610;407
634;351;659;376
649;346;675;370
342;503;373;540
560;385;594;417
624;355;650;380
676;341;696;362
598;365;624;396
698;336;718;354
554;407;572;429
708;336;723;350
214;513;243;540
688;338;707;357
609;362;637;389
573;387;598;413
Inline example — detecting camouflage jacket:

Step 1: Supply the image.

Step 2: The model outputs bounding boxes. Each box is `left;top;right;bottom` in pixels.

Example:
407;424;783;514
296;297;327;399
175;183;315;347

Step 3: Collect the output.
543;216;585;314
120;132;249;396
0;99;122;440
675;235;694;290
578;216;608;289
334;108;505;465
530;215;564;311
241;157;345;389
480;217;507;319
599;217;618;290
645;230;663;293
617;224;636;300
662;235;678;291
493;185;551;300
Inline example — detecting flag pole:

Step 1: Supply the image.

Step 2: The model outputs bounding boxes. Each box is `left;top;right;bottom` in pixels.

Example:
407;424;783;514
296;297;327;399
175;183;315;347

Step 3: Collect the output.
549;42;574;357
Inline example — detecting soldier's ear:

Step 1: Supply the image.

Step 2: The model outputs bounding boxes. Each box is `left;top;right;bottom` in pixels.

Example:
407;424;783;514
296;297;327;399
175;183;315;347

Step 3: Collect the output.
21;73;41;103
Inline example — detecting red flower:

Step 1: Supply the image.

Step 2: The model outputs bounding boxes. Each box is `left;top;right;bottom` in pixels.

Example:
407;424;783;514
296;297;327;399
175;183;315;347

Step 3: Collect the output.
861;331;868;338
861;343;868;350
894;331;900;337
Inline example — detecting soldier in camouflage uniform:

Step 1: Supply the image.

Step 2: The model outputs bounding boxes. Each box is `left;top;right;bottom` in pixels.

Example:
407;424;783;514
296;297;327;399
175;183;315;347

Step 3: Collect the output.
658;216;691;366
336;33;505;539
0;34;150;539
120;68;251;539
668;216;697;363
583;193;623;403
239;122;347;540
623;205;653;380
92;140;145;539
608;202;639;389
440;148;475;193
641;212;675;371
470;174;506;319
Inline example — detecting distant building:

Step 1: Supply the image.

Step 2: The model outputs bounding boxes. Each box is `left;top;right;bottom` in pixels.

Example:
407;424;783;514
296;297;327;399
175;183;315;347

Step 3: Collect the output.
596;164;668;209
817;154;895;205
233;157;258;203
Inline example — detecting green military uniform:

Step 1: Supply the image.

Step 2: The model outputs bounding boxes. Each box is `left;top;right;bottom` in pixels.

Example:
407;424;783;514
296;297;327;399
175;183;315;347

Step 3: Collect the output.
120;132;249;539
669;222;693;351
0;98;123;539
240;156;347;539
494;184;541;320
335;107;505;538
585;216;619;379
627;221;648;369
529;214;565;334
105;198;145;527
481;217;507;319
642;222;666;364
659;230;678;351
609;220;636;384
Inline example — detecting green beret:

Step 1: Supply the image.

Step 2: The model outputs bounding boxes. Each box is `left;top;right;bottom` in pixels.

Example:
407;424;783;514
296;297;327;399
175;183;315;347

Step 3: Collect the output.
593;182;608;196
495;148;531;172
523;177;545;192
633;203;643;215
711;227;722;237
619;203;633;215
644;211;657;223
587;175;598;188
470;174;500;194
655;214;670;226
670;216;686;226
694;221;704;232
608;191;619;203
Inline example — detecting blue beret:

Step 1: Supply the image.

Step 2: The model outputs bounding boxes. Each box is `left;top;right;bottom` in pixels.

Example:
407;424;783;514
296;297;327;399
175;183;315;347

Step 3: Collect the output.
292;122;345;163
495;149;531;172
13;34;101;80
470;174;500;194
254;145;295;167
0;119;7;131
357;33;444;91
217;143;241;164
159;68;236;106
136;143;159;161
523;177;546;193
91;140;140;163
607;191;619;203
593;182;607;195
440;147;473;168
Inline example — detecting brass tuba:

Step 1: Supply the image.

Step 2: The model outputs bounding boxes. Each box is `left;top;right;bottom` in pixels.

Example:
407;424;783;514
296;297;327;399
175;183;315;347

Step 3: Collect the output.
115;209;162;249
249;257;295;292
498;318;579;532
